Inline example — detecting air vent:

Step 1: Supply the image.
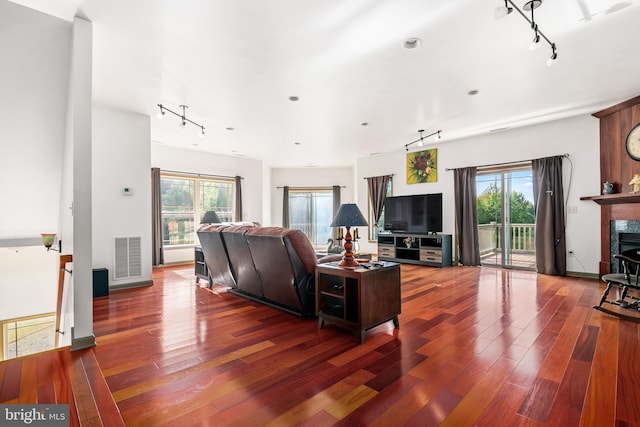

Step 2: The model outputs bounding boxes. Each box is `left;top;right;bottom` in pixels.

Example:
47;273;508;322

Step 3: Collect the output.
114;237;142;280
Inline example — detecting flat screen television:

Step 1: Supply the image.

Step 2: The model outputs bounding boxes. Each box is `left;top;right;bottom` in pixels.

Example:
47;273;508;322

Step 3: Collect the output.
383;193;442;234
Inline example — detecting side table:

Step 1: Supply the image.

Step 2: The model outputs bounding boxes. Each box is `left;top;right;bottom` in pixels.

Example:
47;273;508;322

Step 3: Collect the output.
316;261;401;344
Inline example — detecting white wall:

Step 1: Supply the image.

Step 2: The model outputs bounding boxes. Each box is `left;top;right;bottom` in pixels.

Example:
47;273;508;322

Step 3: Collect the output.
0;2;71;239
357;115;601;275
0;2;71;321
271;167;355;228
93;107;152;287
151;144;265;263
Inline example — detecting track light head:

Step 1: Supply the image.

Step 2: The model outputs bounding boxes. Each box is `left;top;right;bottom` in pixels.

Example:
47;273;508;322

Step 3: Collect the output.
495;0;513;19
494;2;513;20
523;0;542;12
546;43;558;66
529;32;541;50
199;127;205;138
156;104;165;120
435;130;442;141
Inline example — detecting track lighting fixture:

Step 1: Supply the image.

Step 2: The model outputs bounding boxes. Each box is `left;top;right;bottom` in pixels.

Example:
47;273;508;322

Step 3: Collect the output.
495;0;558;64
405;129;442;151
156;104;205;137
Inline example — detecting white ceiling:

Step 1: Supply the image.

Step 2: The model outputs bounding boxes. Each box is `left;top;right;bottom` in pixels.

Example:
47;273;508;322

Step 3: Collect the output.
11;0;640;167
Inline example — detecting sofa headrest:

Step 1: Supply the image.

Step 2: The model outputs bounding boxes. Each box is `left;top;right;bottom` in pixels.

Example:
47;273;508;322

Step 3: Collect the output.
245;227;317;273
198;224;229;233
222;225;258;234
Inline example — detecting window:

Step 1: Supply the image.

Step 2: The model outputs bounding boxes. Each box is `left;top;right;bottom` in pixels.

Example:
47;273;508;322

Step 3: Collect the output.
368;178;393;240
288;188;333;248
160;173;234;246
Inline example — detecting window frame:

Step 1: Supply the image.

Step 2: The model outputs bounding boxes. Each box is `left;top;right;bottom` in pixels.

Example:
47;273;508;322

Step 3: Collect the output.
287;187;334;249
160;172;235;248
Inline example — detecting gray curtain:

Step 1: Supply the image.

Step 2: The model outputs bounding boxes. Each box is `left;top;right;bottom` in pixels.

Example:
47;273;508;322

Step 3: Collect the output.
282;186;290;228
234;176;243;222
151;167;164;266
454;167;480;266
367;175;390;228
532;156;566;275
332;185;341;240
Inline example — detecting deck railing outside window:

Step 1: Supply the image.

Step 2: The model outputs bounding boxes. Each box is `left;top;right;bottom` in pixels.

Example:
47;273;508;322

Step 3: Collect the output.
478;223;535;255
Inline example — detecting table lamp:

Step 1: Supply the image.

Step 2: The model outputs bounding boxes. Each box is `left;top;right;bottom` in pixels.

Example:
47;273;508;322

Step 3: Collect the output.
201;211;222;224
330;203;368;267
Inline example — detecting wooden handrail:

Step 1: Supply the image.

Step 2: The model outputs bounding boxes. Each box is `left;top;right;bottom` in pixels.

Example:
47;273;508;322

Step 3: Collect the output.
55;254;73;347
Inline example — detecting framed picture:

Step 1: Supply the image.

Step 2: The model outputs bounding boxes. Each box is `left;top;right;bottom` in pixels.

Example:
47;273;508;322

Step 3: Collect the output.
406;148;437;184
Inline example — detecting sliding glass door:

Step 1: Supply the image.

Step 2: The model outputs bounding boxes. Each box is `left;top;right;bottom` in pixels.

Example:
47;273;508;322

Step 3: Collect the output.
476;166;536;269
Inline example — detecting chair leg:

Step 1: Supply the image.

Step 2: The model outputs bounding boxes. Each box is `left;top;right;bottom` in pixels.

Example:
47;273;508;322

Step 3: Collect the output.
599;282;612;307
619;286;629;306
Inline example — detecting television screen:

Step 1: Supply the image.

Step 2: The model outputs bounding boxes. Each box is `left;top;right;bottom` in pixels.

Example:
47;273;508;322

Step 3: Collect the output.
383;193;442;233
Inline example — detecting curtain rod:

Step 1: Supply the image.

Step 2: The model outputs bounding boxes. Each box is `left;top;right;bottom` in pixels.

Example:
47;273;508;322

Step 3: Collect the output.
445;153;569;171
276;185;346;189
161;169;243;180
363;174;394;180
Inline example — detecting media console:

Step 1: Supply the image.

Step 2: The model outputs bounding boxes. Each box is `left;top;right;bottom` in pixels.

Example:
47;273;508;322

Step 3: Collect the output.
377;233;452;267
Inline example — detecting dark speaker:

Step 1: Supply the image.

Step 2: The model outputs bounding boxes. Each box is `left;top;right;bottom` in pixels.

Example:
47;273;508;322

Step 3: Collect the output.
93;268;109;298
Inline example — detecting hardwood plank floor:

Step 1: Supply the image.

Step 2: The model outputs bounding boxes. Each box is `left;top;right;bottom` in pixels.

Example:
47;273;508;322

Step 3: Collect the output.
3;263;640;426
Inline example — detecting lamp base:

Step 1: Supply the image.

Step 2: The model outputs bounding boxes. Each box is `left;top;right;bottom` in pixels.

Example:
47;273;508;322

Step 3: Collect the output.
338;253;360;268
338;228;359;267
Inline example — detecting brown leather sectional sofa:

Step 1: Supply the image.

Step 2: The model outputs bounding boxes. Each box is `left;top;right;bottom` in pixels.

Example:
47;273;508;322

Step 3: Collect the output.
197;224;341;317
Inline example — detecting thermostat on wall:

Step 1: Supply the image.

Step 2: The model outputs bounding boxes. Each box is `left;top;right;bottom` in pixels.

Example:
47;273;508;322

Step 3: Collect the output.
123;187;133;196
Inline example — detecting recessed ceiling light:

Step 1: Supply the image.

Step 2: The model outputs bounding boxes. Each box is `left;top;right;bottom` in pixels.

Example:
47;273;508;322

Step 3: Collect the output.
192;143;199;147
468;89;479;96
403;37;422;49
361;122;369;126
294;142;301;145
306;163;316;168
289;96;299;101
226;127;234;131
369;152;381;156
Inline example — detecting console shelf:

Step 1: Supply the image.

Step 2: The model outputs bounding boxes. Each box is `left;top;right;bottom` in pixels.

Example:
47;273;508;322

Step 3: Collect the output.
378;233;452;267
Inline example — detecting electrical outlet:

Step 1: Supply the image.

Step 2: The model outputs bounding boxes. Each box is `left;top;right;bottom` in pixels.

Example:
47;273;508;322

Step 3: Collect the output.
567;206;577;214
568;250;574;257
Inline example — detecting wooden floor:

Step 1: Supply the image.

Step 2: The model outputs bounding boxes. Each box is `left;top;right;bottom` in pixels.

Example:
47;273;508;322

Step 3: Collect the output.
3;263;640;426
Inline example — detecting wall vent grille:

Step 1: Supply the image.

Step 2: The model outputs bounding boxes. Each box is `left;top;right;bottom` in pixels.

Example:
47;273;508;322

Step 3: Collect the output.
114;237;142;280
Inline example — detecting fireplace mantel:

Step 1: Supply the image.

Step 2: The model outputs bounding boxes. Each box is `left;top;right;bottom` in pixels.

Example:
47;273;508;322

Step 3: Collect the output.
580;193;640;205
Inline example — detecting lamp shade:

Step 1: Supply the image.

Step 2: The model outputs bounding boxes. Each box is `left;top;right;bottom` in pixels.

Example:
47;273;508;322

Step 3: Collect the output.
201;210;222;224
41;233;56;249
330;204;368;227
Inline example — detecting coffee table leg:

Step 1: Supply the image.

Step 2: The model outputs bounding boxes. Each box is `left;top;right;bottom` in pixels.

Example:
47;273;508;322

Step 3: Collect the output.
360;330;366;344
318;317;324;329
392;316;399;328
